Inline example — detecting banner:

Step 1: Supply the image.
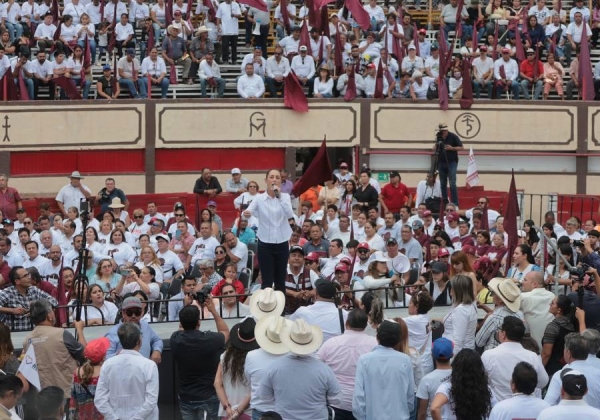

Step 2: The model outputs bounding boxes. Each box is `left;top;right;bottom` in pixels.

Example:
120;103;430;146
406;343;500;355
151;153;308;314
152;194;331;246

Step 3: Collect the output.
465;147;479;187
18;343;41;390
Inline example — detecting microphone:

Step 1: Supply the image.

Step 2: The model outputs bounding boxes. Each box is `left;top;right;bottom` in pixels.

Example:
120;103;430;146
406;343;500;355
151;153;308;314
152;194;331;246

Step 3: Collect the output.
272;182;280;199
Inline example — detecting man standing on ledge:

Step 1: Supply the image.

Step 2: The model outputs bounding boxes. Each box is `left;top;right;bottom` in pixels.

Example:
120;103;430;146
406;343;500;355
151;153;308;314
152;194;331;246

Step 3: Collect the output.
434;123;463;207
194;168;223;198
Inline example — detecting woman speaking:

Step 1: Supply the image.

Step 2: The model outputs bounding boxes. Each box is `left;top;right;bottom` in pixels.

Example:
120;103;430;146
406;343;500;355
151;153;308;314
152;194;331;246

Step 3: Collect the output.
243;169;295;292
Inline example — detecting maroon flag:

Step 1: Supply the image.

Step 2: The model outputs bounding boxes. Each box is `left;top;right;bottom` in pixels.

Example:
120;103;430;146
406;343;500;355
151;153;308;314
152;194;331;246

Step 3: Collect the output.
318;34;325;64
481;203;490;232
284;72;309;113
291;137;332;196
53;20;62;42
53;76;83;99
166;0;174;25
300;19;312;56
0;72;17;101
392;26;403;61
334;27;343;76
29;22;37;47
515;28;525;62
503;170;520;269
438;76;449;110
83;35;91;69
17;71;29;101
412;23;420;57
147;23;155;56
438;196;445;229
203;0;216;21
147;73;152;99
374;57;384;98
460;57;473;109
170;63;178;84
492;21;499;60
239;0;268;12
280;0;292;33
107;2;118;53
533;46;540;79
315;0;336;8
344;67;357;101
320;6;330;37
549;33;557;55
100;0;106;21
51;0;59;24
557;0;561;12
579;19;595;101
345;0;370;31
186;0;194;21
55;263;69;326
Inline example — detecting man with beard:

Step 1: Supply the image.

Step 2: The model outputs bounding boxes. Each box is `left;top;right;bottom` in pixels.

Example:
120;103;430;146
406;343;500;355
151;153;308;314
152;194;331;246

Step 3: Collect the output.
285;246;318;314
39;245;62;286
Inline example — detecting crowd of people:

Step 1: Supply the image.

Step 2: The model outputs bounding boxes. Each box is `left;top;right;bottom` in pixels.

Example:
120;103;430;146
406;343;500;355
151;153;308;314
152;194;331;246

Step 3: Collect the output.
2;0;599;100
0;153;598;418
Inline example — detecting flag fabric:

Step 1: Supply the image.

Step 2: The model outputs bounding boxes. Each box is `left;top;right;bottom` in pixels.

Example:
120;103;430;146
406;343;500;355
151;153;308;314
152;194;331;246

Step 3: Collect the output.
203;0;216;21
392;28;403;62
579;19;595;101
345;0;370;31
374;58;384;98
344;67;357;101
147;73;152;99
437;30;449;110
291;137;333;196
53;76;83;99
238;0;268;12
82;35;91;88
514;27;525;62
465;147;479;187
284;72;309;112
438;73;449;110
166;0;173;25
18;343;41;390
334;27;343;76
170;63;178;84
504;170;520;269
305;0;319;29
280;0;292;33
300;19;312;56
438;196;445;228
107;3;118;53
481;203;490;232
147;23;155;56
51;0;59;24
315;0;335;8
492;22;499;60
533;46;540;79
460;57;473;109
17;72;30;101
318;34;325;65
0;72;18;101
412;23;420;57
55;260;68;326
320;6;330;37
100;0;105;21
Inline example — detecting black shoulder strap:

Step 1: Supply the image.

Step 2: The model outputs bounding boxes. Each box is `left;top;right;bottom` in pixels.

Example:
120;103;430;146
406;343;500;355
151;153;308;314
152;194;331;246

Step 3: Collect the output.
338;308;345;334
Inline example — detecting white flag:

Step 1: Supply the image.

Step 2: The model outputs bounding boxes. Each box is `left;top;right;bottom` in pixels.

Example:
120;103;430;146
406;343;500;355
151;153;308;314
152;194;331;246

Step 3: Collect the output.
466;147;480;187
17;343;41;390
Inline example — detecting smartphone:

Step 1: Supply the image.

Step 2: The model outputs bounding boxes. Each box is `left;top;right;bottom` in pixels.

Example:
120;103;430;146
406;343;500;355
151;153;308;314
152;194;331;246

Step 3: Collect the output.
175;229;181;240
119;269;130;276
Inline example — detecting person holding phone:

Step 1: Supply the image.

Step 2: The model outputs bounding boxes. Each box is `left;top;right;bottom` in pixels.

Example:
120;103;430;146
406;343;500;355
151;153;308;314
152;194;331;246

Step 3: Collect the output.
170;221;196;264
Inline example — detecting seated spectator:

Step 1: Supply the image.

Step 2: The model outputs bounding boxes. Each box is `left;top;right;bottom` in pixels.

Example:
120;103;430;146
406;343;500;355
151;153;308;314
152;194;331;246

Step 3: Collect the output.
114;13;135;59
290;45;315;90
402;45;426;76
543;52;565;100
520;48;544;100
485;0;507;39
471;45;493;99
32;50;56;100
313;65;334;98
162;24;192;84
363;63;391;97
34;12;57;53
11;51;34;99
545;15;566;60
189;25;214;79
440;0;469;41
67;45;92;99
449;68;463;99
208;282;250;318
57;15;79;56
210;263;245;301
139;47;169;99
198;51;226;98
75;13;96;61
337;60;366;97
494;47;520;99
117;47;144;98
525;15;546;52
96;64;120;99
409;70;434;101
278;25;301;58
240;46;267;79
237;62;265;98
266;46;290;97
80;283;118;325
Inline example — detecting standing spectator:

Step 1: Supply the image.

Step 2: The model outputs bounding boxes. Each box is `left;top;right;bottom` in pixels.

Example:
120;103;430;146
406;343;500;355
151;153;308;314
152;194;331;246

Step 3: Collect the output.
379;171;411;216
318;308;377;420
96;177;128;214
442;275;477;354
171;303;229;420
95;323;159;420
260;319;341;419
354;170;379;213
353;320;415;420
24;299;86;398
55;171;92;217
69;337;110;420
37;386;66;420
215;318;258;419
520;271;554;349
0;175;21;221
216;0;241;65
416;338;453;420
539;369;600;419
481;316;548;402
193;167;222;197
488;362;550;420
435;124;464;207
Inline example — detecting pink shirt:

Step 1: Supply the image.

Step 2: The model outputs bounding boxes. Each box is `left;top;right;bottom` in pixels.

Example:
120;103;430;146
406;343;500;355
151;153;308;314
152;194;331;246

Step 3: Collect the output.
316;329;377;411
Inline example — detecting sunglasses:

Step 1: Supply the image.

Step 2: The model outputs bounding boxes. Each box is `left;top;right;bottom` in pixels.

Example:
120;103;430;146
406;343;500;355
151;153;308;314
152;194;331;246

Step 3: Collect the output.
152;223;161;227
125;308;142;317
215;251;225;254
358;249;369;254
24;221;32;225
134;215;144;219
175;213;184;216
478;201;486;205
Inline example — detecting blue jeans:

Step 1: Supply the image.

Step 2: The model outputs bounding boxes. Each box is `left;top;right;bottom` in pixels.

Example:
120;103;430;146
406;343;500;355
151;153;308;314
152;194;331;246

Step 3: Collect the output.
200;78;226;98
495;80;520;100
5;22;23;43
442;22;456;41
473;79;493;99
77;39;97;63
138;76;169;98
252;409;266;420
179;396;219;420
439;161;458;206
71;77;91;99
152;22;164;46
14;78;34;99
520;79;543;100
119;78;145;98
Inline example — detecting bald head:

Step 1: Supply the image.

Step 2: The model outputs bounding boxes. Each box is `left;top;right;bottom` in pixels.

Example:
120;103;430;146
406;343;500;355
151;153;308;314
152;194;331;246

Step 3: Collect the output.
522;271;544;292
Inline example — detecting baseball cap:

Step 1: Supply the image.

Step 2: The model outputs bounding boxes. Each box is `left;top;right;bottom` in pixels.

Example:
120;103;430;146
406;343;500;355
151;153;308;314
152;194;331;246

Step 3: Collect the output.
438;248;450;257
418;28;426;34
412;220;424;230
231;168;241;175
305;252;319;262
207;200;217;207
2;219;13;225
446;212;459;222
366;63;376;69
462;245;476;256
423;210;432;217
155;234;169;242
339;162;348;168
357;242;370;250
299;45;308;51
389;171;400;178
432;337;454;360
290;245;305;255
83;337;111;364
561;369;587;397
126;47;135;55
479;45;488;52
386;238;398;246
431;261;448;273
315;279;337;299
16;209;25;213
174;202;184;210
502;47;511;53
122;296;143;310
174;9;182;14
526;48;534;54
334;263;348;273
102;64;111;71
147;216;160;226
408;44;416;50
339;256;352;266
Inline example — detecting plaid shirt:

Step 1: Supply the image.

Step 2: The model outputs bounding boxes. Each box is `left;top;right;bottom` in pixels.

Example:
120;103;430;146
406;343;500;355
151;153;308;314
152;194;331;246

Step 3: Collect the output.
475;305;524;351
0;286;58;331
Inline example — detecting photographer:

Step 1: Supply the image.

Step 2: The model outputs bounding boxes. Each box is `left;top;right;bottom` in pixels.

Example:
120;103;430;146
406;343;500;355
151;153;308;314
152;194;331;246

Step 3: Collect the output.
96;178;128;214
170;303;229;420
168;277;198;321
568;264;600;333
432;123;464;207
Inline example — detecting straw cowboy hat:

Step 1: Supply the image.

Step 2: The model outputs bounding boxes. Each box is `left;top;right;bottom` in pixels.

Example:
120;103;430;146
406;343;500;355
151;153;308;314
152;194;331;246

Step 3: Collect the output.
487;277;522;312
68;171;84;179
280;319;323;355
195;25;211;36
255;316;291;355
108;197;125;209
249;288;285;319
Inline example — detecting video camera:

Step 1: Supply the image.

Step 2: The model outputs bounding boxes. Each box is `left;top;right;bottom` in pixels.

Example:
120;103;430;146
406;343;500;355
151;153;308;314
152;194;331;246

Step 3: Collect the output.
193;284;213;305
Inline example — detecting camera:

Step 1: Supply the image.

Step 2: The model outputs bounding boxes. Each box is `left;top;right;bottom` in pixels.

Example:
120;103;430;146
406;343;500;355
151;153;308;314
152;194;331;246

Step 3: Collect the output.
573;240;584;248
568;263;590;280
193;284;213;305
79;198;91;214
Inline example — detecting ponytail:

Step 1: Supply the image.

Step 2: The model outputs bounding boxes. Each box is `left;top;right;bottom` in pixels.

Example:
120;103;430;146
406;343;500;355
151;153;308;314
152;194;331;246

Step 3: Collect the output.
79;359;95;386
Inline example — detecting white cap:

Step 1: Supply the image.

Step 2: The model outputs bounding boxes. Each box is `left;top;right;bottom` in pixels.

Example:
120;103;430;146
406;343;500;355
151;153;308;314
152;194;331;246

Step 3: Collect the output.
231;168;241;175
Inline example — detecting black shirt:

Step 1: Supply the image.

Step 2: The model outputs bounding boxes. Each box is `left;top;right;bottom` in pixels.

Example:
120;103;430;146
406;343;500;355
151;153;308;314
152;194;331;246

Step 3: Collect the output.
353;184;379;212
170;329;225;401
569;290;600;332
439;131;463;165
193;176;223;195
97;187;127;213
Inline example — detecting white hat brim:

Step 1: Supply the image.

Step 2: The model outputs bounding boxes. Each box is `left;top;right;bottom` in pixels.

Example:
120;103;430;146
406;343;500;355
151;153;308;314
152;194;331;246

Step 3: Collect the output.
254;315;291;355
487;277;522;313
249;289;286;319
280;323;323;355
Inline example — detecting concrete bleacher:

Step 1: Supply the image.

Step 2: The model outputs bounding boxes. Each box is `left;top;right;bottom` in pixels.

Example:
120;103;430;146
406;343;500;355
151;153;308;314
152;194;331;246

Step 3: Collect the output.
32;0;597;99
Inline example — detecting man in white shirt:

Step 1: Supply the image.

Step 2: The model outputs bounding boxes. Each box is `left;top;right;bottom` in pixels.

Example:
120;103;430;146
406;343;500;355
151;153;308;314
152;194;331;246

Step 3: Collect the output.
117;47;144;98
290;45;315;88
290;279;348;343
114;13;135;58
240;46;267;79
364;0;385;33
424;44;440;78
265;46;290;96
336;60;366;97
278;26;301;58
185;221;220;272
198;51;226;97
545;14;566;59
363;62;390;97
565;11;591;66
223;231;248;274
494;47;520;99
309;27;332;62
139;46;169;99
528;0;551;26
85;0;103;24
34;12;57;52
237;62;265;98
482;316;548;402
105;0;128;24
31;50;56;100
320;239;345;279
274;2;296;40
216;0;241;64
358;32;383;60
570;0;590;22
520;271;554;348
539;369;600;420
472;45;494;99
23;241;49;270
95;323;159;420
55;171;92;216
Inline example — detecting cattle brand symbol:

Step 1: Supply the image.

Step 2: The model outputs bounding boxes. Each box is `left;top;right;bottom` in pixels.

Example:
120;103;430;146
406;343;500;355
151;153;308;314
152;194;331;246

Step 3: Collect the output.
2;115;10;142
454;112;481;139
249;112;266;137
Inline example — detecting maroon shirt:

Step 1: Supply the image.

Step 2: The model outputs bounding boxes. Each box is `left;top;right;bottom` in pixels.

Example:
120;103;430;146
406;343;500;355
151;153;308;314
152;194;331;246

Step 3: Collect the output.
0;187;21;220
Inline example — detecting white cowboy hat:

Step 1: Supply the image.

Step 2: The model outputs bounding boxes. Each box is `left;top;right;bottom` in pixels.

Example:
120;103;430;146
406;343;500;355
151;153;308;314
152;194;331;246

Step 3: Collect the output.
487;277;522;313
280;319;323;355
249;288;285;319
195;25;212;36
108;197;125;209
68;171;84;179
255;315;291;355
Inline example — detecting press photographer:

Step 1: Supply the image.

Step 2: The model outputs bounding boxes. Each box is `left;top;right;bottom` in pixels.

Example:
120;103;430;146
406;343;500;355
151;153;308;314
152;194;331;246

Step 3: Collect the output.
96;178;129;213
432;123;464;207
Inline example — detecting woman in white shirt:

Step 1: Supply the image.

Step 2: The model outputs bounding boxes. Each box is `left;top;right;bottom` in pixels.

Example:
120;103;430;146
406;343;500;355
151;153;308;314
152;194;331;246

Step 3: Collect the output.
116;265;161;300
243;169;295;292
362;256;400;302
97;220;113;246
67;44;92;98
441;274;478;355
313;66;334;98
364;221;385;252
59;14;80;52
506;244;541;284
80;284;118;325
233;180;260;210
150;0;167;46
104;229;136;268
85;227;107;263
404;290;435;375
135;245;164;285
